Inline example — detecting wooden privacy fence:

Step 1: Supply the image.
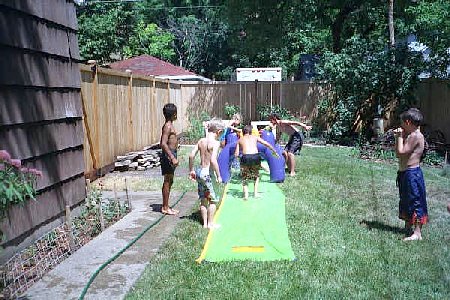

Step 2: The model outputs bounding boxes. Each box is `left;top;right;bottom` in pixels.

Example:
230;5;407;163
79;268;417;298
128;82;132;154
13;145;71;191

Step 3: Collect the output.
80;65;327;176
81;65;450;177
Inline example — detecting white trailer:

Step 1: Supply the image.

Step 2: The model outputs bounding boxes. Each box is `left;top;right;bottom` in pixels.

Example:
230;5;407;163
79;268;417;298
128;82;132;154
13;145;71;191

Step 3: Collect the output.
236;67;282;82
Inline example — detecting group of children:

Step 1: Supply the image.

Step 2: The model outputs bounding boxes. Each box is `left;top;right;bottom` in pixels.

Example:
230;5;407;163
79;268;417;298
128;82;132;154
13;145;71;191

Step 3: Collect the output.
159;103;432;241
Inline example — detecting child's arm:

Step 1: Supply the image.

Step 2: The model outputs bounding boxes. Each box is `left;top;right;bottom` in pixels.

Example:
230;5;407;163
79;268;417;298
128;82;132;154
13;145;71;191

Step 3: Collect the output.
394;129;419;155
210;141;222;183
257;137;280;158
281;119;312;131
234;140;240;157
188;143;199;180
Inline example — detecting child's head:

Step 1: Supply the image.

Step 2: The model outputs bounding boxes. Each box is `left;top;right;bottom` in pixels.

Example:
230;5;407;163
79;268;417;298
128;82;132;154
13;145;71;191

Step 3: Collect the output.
163;103;177;121
268;113;280;125
231;113;241;125
207;118;225;134
400;108;423;129
242;125;253;135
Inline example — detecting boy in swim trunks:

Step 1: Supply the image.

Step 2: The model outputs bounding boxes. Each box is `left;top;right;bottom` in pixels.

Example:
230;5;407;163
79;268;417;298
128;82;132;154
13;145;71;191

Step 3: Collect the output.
235;125;279;200
189;119;224;229
394;108;428;241
269;113;312;177
160;103;179;215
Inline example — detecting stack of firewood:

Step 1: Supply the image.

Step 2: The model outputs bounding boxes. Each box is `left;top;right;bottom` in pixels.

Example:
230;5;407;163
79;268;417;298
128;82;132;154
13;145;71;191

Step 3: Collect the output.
114;147;161;171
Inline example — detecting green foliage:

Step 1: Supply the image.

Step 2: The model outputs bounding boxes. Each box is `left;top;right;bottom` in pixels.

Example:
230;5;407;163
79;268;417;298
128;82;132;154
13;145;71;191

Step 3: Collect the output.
183;111;211;143
77;3;136;63
256;104;292;121
224;103;240;119
315;36;423;144
123;22;176;61
0;150;41;217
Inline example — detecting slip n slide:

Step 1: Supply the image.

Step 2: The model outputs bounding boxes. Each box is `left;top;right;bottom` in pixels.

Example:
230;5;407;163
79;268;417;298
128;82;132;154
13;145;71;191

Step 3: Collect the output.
196;169;295;263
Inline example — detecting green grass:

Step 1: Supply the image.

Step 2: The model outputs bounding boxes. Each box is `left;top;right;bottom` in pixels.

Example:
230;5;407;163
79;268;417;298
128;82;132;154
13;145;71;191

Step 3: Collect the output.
125;145;450;300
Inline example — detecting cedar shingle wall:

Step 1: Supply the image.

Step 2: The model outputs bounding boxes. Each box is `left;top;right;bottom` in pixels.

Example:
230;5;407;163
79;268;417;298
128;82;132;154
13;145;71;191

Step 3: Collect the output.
0;0;85;250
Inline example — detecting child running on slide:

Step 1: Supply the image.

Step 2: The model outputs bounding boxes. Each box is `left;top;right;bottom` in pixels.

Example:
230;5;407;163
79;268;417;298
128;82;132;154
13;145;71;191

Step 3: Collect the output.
189;119;224;229
235;125;279;200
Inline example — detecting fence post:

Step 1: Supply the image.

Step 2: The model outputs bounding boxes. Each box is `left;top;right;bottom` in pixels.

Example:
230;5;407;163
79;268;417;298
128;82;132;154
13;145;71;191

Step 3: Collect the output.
98;203;105;231
89;60;100;171
65;205;76;252
125;177;132;211
126;69;134;151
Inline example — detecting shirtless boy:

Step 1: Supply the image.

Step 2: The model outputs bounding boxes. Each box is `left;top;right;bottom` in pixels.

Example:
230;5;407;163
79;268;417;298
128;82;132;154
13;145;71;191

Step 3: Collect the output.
160;103;179;215
394;108;428;241
189;119;224;229
235;125;279;200
269;113;312;176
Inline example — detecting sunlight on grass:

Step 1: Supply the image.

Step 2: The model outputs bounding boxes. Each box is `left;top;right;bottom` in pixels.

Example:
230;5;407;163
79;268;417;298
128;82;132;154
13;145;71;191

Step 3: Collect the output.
125;145;450;299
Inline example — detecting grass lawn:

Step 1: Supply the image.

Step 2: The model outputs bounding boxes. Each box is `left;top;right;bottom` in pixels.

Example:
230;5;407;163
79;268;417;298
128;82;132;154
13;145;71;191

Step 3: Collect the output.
125;145;450;299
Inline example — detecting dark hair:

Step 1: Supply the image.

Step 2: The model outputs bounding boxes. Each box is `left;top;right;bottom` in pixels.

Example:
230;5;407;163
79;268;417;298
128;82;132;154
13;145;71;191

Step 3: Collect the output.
243;124;253;135
400;108;423;126
268;113;280;120
163;103;177;120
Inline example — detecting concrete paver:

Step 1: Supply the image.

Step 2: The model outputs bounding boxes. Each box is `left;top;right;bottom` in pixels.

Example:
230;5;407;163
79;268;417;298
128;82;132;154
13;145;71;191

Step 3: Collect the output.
23;190;197;300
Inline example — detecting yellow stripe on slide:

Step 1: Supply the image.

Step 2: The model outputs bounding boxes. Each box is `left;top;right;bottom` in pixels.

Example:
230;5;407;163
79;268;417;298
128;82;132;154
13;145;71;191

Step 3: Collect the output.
232;246;265;253
195;183;229;264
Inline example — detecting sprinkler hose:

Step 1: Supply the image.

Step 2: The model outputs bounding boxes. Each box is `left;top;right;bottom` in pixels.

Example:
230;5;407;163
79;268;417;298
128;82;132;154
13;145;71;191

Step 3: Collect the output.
79;191;187;300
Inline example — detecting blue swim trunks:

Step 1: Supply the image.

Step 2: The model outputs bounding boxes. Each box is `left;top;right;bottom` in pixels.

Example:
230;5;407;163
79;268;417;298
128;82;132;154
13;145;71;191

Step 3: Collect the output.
196;167;218;203
397;167;428;225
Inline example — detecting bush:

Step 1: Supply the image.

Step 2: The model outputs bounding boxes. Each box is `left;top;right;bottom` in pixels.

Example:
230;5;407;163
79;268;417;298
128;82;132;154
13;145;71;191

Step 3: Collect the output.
256;104;292;121
224;103;240;119
183;111;211;144
0;150;42;217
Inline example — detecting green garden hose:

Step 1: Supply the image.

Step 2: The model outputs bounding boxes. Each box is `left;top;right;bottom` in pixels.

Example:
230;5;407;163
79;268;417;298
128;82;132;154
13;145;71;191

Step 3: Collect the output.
79;191;187;300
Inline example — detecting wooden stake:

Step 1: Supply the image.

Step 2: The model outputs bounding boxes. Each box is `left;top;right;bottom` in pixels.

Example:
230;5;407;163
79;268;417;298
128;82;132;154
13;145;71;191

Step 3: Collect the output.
98;203;105;231
65;205;76;252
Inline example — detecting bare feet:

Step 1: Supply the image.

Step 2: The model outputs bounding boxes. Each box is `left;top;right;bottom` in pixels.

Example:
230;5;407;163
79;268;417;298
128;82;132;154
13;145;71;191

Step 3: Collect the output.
208;223;221;230
162;208;179;215
289;172;296;177
402;234;422;241
254;193;260;198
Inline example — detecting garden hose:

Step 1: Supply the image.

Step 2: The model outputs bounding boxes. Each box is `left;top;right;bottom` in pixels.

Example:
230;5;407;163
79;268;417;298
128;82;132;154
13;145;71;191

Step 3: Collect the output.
78;190;187;300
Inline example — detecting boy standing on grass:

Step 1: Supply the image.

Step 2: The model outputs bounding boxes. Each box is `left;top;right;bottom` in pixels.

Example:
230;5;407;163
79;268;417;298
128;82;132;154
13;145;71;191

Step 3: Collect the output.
394;108;428;241
269;113;312;177
189;119;224;229
235;125;279;200
160;103;179;215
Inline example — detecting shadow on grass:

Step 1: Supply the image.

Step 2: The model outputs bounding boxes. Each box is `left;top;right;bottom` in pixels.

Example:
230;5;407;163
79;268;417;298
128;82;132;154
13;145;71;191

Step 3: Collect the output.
180;210;202;225
360;220;405;235
150;203;163;213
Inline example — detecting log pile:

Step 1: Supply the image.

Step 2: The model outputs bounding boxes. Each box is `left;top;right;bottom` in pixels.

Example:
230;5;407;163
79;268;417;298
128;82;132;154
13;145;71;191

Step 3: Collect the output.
114;147;161;172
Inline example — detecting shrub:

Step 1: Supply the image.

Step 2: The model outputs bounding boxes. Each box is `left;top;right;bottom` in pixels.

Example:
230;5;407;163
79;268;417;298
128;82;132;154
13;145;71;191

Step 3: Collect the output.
224;103;240;119
0;150;42;217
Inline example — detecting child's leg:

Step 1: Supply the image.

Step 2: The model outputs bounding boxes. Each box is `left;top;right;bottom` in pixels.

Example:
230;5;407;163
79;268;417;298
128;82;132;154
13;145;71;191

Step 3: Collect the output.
403;224;422;241
200;198;208;228
207;202;218;229
242;180;249;199
254;176;260;197
162;174;178;215
287;152;296;176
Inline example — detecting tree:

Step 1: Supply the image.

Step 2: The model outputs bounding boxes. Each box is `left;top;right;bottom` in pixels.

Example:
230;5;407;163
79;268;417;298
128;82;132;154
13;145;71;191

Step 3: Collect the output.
77;3;136;63
123;22;176;61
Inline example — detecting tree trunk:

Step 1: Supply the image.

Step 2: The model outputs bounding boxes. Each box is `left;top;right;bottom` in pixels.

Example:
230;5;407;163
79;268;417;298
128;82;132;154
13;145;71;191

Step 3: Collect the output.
388;0;395;47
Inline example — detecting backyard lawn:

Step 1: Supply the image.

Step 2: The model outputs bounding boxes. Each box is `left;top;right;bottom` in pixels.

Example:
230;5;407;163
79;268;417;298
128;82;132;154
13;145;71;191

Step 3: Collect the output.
125;145;450;299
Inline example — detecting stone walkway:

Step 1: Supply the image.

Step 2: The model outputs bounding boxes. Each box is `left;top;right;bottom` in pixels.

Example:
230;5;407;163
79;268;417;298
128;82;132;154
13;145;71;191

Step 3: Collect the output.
23;190;197;300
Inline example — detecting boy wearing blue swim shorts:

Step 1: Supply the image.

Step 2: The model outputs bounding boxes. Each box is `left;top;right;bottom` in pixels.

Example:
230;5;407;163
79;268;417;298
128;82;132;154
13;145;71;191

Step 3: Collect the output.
394;108;428;241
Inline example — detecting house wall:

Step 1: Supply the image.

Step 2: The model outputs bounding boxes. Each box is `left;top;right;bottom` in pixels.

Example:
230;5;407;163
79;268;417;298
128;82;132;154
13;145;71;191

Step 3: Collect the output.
0;0;85;260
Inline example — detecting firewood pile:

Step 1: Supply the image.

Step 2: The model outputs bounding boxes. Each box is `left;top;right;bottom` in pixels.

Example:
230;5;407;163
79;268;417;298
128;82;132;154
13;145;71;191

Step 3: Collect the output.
114;146;161;172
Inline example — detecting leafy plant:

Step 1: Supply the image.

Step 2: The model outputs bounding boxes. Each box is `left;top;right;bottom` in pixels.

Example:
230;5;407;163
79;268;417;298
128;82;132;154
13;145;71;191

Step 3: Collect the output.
183;111;211;144
0;150;42;217
256;104;292;121
224;103;240;119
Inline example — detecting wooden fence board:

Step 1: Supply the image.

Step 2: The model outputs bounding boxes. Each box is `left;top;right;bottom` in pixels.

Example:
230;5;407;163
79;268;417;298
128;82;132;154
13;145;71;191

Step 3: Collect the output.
0;89;82;125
